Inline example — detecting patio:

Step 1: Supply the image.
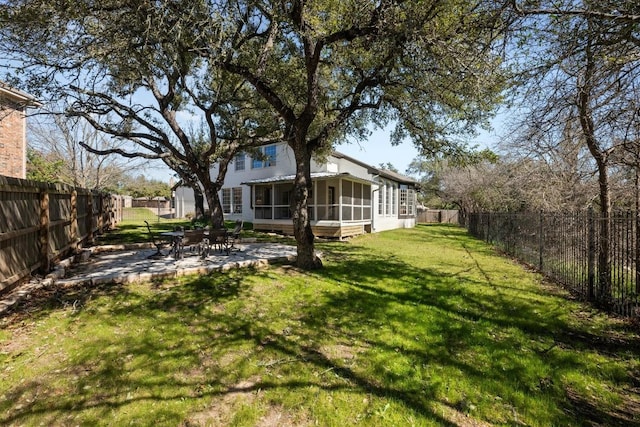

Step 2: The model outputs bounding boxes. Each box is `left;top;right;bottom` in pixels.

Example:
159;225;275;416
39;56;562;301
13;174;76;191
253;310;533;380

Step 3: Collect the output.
0;242;297;315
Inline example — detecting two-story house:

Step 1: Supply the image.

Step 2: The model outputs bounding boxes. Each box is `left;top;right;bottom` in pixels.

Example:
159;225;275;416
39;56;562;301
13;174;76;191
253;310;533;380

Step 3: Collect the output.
174;144;417;239
0;82;41;179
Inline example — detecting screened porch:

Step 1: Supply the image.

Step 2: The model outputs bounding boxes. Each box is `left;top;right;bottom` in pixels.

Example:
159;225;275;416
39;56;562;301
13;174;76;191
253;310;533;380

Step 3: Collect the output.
246;173;373;239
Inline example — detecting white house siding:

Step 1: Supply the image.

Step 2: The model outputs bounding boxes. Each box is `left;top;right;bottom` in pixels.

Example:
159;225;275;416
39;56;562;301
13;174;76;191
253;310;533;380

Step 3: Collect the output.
173;143;417;236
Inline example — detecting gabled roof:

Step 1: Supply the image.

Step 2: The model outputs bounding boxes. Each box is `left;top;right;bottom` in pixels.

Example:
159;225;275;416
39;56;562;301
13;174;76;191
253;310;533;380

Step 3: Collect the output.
330;150;418;185
0;81;42;107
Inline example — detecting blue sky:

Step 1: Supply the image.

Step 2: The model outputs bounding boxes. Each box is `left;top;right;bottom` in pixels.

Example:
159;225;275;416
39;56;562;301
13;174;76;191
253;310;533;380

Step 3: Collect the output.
336;118;505;175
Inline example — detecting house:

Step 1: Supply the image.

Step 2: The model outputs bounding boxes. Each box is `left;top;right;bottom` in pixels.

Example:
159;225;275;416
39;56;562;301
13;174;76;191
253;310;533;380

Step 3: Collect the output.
174;143;418;238
0;82;41;179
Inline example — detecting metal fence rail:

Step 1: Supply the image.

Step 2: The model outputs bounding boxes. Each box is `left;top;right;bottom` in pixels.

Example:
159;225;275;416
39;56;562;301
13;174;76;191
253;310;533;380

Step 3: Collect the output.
467;210;638;318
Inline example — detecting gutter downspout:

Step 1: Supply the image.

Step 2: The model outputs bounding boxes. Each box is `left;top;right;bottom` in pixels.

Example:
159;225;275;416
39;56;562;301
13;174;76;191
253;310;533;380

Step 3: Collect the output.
371;175;380;232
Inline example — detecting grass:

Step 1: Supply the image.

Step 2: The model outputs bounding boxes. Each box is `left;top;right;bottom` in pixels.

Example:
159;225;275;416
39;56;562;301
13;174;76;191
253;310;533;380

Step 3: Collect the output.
1;224;639;426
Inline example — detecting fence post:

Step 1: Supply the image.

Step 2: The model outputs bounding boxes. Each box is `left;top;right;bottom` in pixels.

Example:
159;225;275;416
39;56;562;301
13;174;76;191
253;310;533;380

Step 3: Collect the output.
587;207;596;301
538;210;544;271
70;189;78;251
38;190;50;274
86;192;94;245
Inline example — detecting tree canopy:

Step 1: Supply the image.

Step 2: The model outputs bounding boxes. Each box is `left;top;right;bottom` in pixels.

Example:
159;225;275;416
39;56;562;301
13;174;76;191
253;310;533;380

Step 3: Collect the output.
1;0;512;269
202;0;511;268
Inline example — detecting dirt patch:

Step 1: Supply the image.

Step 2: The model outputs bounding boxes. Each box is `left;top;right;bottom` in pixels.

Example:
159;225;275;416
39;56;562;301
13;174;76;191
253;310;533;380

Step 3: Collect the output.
318;343;359;362
1;280;124;325
256;404;311;427
564;385;640;427
437;402;494;427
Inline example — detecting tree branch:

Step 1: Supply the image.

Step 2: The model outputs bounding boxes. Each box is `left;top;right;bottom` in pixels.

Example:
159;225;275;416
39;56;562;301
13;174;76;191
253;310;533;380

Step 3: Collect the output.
511;1;640;23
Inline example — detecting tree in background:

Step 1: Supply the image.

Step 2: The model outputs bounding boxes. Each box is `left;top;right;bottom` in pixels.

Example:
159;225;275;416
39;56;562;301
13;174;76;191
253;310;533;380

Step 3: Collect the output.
509;0;640;300
28;112;145;190
0;0;280;230
26;148;64;183
408;149;502;211
119;175;171;199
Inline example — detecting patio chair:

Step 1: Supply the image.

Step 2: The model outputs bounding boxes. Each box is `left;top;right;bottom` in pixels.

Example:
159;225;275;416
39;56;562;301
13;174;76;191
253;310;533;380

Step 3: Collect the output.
208;228;230;255
227;220;243;252
176;228;207;259
144;220;170;258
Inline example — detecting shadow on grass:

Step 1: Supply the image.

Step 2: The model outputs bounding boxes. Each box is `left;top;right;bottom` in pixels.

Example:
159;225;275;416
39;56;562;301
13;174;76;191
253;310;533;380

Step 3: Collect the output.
2;226;638;425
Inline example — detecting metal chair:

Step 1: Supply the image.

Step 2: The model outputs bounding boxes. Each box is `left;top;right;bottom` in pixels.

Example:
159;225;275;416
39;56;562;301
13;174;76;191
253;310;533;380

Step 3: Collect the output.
144;220;169;258
176;228;207;259
208;228;230;255
227;220;243;252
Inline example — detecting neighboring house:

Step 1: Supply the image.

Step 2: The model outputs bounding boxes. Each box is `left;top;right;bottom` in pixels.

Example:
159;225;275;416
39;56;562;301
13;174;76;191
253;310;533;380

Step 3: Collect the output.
174;143;418;238
0;82;41;179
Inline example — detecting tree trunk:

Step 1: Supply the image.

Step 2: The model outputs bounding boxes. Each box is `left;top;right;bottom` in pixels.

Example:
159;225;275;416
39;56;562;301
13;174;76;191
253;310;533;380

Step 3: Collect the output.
290;140;322;270
203;185;224;229
578;36;611;303
193;185;205;219
595;161;612;302
636;164;639;295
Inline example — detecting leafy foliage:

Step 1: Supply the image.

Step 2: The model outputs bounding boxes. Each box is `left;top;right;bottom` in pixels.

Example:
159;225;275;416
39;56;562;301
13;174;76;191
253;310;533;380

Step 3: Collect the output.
1;0;511;268
118;175;171;198
25;147;64;183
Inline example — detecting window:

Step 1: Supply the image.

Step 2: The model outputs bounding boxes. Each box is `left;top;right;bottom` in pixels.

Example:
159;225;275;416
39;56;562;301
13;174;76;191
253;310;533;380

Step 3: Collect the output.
378;183;384;215
235;153;245;171
386;183;392;216
254;186;271;205
407;188;415;216
399;185;416;216
274;184;293;219
232;187;243;214
252;145;277;169
392;183;397;215
221;188;231;214
399;185;408;215
328;186;337;220
222;187;243;214
254;185;272;219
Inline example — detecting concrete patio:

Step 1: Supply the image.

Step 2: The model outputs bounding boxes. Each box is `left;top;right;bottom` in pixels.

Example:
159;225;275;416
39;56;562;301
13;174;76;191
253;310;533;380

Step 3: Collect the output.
0;242;297;316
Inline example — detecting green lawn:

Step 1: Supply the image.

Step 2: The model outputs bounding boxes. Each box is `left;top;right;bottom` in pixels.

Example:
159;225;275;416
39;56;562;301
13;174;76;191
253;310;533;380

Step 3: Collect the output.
1;225;638;426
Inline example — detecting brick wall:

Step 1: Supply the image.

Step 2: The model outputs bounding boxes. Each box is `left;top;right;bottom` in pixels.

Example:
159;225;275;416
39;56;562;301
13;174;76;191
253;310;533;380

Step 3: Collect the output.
0;99;26;179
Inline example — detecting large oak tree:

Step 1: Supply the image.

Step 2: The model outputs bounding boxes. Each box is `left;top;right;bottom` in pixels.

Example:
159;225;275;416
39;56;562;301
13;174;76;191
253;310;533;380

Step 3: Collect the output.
203;0;511;268
2;0;511;269
1;0;281;228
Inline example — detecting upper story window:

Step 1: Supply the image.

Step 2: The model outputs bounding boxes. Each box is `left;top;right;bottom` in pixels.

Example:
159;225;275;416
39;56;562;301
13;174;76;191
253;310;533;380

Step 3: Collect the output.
252;145;277;169
235;153;245;171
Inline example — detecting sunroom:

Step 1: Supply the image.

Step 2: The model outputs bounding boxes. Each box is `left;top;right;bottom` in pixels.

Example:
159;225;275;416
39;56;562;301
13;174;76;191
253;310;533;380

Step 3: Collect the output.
243;172;373;239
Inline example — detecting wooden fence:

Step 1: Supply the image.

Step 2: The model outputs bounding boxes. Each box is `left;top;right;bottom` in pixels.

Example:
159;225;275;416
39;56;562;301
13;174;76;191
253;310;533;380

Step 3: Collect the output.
417;209;460;224
0;176;123;293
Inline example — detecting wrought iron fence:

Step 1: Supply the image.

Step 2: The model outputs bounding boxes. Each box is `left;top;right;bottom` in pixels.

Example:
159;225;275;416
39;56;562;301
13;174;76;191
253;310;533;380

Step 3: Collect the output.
467;210;639;318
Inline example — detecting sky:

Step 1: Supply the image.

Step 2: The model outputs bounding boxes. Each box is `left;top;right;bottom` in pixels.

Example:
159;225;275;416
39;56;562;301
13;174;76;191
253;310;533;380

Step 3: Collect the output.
335;119;505;176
